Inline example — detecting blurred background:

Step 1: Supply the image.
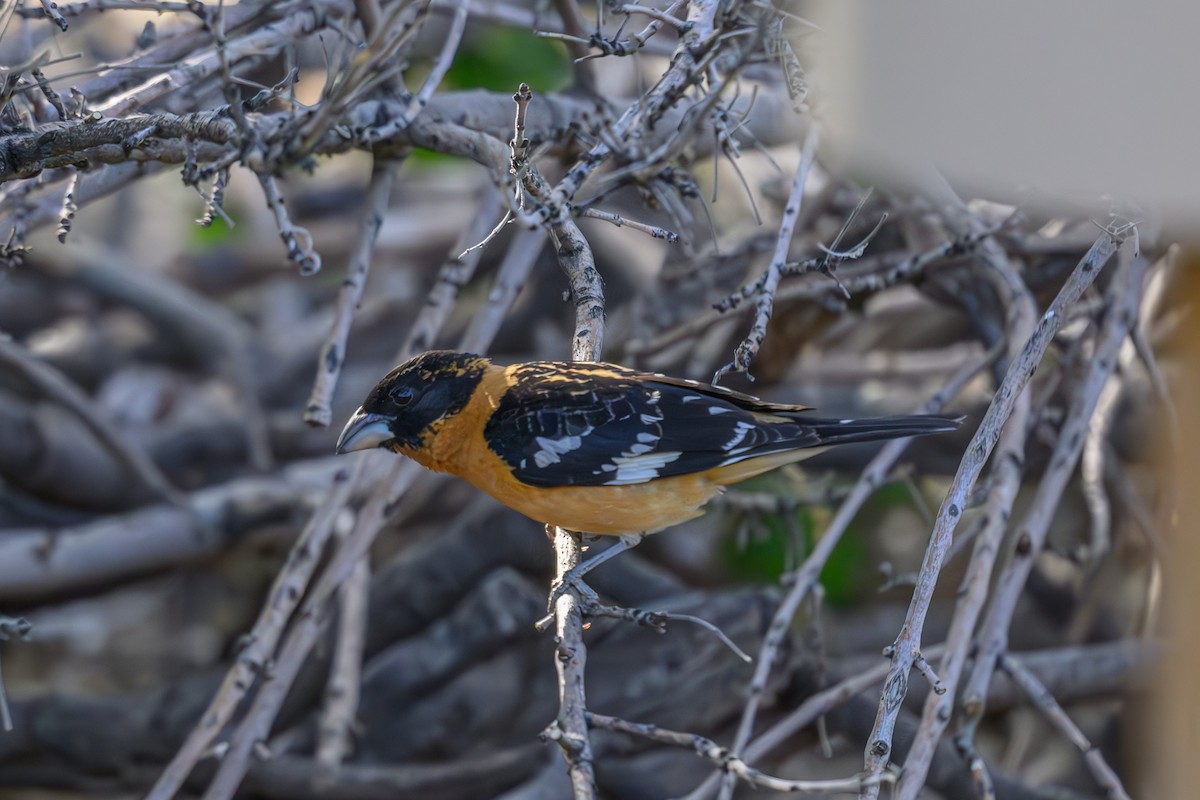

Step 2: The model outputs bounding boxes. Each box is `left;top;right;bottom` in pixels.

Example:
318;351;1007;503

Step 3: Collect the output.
0;1;1191;798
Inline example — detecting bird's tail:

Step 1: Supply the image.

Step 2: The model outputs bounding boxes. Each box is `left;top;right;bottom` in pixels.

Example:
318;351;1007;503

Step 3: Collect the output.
804;414;963;447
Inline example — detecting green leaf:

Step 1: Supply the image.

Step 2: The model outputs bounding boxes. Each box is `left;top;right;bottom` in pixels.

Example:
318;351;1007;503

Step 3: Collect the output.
443;29;571;93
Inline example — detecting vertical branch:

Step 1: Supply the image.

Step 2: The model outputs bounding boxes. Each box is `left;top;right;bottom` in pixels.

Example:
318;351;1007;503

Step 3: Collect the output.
316;554;371;767
509;83;602;798
714;124;818;382
892;247;1035;799
545;527;597;799
305;159;399;426
556;221;606;362
953;235;1146;783
858;230;1124;798
546;209;602;800
509;84;606;361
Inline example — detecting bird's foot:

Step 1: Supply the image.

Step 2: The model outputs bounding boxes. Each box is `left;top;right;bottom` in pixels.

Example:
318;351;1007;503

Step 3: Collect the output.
538;532;646;622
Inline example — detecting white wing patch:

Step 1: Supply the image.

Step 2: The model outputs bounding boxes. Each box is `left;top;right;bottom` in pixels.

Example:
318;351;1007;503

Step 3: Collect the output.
604;450;683;485
723;420;756;451
533;434;585;468
639;390;665;426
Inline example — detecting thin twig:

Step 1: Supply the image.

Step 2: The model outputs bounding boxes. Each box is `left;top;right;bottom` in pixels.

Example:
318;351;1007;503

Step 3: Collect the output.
460;228;545;353
392;188;507;363
998;654;1133;800
304;159;399;426
589;713;888;795
713;124;818;383
578;207;678;242
316;553;370;767
257;173;321;274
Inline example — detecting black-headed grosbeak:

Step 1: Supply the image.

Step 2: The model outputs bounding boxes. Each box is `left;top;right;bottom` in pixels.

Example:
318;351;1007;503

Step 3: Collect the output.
335;351;960;536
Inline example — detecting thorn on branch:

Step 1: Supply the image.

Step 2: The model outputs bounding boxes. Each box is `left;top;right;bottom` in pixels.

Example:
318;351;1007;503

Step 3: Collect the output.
913;651;946;695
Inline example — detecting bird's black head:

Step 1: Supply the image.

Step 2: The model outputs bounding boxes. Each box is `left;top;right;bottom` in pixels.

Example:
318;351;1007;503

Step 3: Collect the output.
336;351;488;454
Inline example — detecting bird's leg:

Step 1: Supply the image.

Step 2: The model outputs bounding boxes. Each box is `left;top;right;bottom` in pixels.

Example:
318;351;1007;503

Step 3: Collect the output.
547;532;645;611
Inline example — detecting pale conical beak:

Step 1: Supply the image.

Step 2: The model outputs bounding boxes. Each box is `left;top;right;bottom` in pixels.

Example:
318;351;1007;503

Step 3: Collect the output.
335;408;395;454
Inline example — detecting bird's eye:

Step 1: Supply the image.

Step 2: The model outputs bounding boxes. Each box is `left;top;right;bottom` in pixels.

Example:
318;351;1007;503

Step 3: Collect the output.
390;385;416;406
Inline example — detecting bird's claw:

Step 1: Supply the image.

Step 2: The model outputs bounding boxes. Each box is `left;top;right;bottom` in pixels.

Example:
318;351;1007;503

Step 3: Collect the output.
546;571;599;613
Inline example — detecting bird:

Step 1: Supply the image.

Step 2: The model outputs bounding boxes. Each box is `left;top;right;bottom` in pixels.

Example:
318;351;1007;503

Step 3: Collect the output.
336;351;961;574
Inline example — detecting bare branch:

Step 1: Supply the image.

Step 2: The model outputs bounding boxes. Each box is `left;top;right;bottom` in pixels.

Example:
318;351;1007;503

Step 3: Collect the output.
257;173;321;274
998;654;1132;800
713;124;818;383
37;0;70;30
590;713;889;795
316;553;370;767
893;244;1036;798
863;228;1129;798
953;234;1147;786
305;159;399;426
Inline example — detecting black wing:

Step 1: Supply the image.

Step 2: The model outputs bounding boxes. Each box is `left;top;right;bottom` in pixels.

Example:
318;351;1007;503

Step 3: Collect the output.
482;363;822;487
